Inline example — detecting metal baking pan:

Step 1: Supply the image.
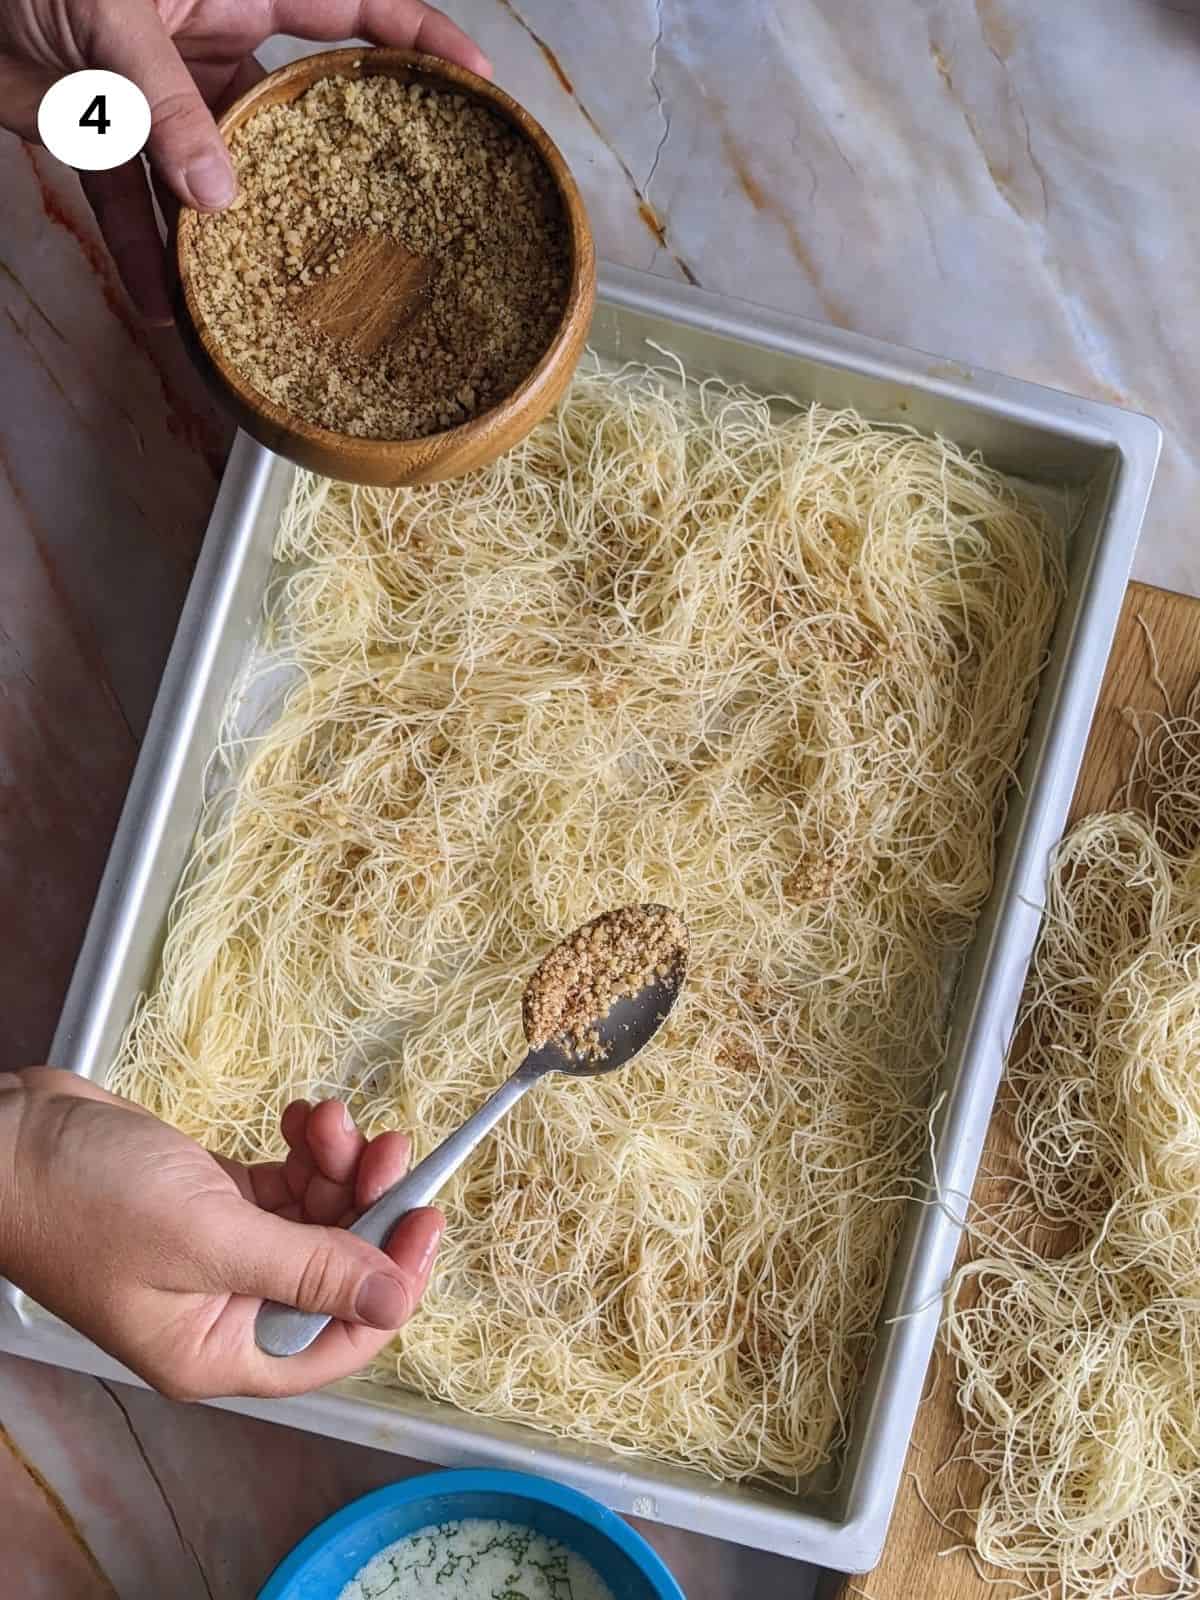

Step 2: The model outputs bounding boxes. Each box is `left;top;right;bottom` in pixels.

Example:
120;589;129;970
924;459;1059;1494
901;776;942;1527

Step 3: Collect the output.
0;264;1160;1571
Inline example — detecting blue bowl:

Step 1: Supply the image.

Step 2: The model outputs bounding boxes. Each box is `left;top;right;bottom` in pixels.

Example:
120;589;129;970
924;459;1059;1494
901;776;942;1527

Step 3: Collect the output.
258;1468;687;1599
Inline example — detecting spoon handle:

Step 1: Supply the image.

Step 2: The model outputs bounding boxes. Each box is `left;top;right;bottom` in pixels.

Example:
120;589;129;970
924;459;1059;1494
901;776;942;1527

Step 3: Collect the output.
255;1062;538;1358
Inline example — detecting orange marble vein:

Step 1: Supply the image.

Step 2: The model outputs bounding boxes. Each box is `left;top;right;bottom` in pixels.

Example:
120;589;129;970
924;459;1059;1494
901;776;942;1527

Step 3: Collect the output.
494;0;700;286
20;146;229;478
0;1421;120;1598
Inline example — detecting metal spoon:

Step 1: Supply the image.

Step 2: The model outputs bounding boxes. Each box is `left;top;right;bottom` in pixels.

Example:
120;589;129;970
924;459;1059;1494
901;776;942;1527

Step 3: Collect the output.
255;904;688;1357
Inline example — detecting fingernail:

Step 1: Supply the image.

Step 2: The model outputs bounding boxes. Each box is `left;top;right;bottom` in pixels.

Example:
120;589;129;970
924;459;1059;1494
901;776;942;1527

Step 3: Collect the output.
185;154;236;210
355;1273;409;1329
418;1219;444;1277
342;1105;354;1133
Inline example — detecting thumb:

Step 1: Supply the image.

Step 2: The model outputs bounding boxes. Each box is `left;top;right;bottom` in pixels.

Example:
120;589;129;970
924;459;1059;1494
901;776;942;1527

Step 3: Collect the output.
88;0;236;211
219;1206;444;1329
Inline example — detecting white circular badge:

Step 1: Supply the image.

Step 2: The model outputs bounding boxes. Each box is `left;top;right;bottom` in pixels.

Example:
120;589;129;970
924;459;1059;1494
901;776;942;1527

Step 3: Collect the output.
37;70;152;171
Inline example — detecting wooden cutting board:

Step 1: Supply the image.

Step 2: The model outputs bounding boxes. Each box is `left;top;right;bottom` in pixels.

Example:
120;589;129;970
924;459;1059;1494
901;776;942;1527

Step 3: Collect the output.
836;580;1200;1600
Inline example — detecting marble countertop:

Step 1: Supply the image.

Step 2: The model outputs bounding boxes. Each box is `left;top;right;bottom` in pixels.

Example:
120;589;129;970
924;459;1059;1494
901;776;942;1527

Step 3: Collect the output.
1;1;1193;1593
0;1352;805;1599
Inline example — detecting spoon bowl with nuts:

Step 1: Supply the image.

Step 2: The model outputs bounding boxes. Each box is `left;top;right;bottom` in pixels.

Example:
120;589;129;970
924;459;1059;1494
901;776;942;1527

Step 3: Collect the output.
255;903;688;1356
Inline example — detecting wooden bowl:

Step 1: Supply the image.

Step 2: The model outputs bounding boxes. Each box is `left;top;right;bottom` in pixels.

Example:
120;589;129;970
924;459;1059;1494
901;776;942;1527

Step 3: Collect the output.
175;48;596;486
